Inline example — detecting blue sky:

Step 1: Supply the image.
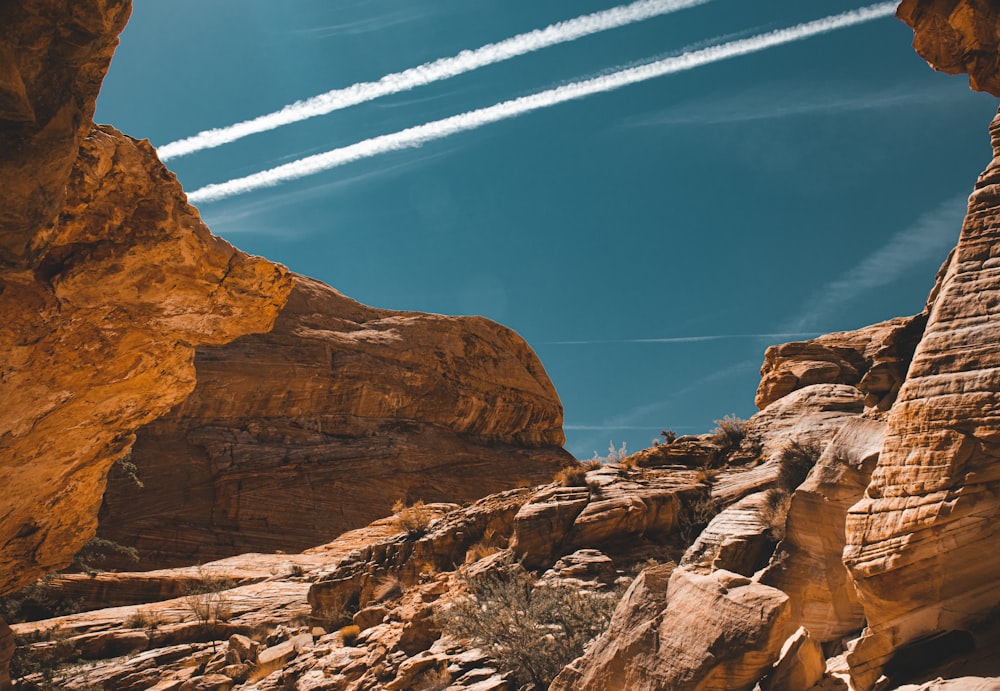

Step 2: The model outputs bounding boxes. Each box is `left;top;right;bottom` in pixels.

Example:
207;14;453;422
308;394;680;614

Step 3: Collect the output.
96;1;998;458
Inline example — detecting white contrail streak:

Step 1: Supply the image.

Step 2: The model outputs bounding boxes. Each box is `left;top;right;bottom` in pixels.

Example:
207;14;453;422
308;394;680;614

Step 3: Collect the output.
158;0;711;160
546;332;823;345
188;2;898;204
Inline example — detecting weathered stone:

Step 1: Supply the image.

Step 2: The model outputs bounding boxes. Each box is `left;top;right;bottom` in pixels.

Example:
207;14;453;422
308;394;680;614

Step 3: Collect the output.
555;567;794;690
0;618;12;691
755;317;925;410
551;562;675;691
761;626;825;691
509;485;590;569
760;418;884;643
682;493;781;578
0;2;294;595
97;275;572;568
178;674;234;691
897;0;1000;96
844;109;1000;690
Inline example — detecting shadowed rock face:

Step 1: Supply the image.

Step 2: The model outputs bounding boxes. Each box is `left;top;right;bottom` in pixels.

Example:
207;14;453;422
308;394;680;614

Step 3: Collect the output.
897;0;1000;97
0;0;294;595
844;108;1000;690
97;275;573;568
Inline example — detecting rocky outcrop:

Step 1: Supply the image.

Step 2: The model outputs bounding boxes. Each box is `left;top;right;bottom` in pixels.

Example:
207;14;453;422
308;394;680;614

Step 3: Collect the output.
755;316;926;411
897;0;1000;97
844;109;1000;689
760;417;885;643
96;275;572;567
0;0;294;595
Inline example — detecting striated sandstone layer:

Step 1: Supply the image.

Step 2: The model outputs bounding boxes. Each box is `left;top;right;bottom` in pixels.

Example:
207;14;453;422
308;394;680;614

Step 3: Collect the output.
97;275;573;567
0;0;293;595
755;316;926;411
844;109;1000;689
897;0;1000;97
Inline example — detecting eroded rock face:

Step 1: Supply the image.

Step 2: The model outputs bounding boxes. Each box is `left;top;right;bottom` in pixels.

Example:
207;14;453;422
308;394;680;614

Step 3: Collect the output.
760;417;885;643
755;317;926;411
0;0;293;595
844;109;1000;689
897;0;1000;97
96;276;572;567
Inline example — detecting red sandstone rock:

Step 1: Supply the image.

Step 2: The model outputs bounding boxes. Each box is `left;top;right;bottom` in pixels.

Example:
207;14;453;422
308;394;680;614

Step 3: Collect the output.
0;0;293;595
897;0;1000;97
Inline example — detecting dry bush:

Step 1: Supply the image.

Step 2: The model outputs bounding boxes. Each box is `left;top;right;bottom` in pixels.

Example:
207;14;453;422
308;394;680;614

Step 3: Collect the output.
124;608;164;630
553;464;588;487
711;414;747;451
465;541;500;564
391;499;435;537
678;494;719;545
182;567;235;626
440;562;619;689
338;624;361;645
581;459;602;471
777;439;823;492
761;488;792;540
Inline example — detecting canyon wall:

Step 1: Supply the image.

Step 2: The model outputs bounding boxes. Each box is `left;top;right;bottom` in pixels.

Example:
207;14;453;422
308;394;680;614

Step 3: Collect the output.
0;0;293;595
96;275;572;567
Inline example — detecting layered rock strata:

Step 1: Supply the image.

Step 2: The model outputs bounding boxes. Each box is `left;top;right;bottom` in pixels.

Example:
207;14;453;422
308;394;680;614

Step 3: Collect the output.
755;316;926;411
844;108;1000;689
97;275;573;567
0;0;293;594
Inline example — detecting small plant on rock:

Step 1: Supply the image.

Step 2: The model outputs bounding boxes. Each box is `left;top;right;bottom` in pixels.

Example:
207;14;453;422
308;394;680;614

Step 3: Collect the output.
711;414;746;452
391;499;435;537
776;439;823;492
440;560;619;689
338;624;361;646
553;464;588;487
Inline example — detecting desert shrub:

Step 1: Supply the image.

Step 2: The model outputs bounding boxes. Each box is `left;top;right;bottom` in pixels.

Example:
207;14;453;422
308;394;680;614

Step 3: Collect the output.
124;607;164;630
113;450;144;488
440;562;619;688
776;439;823;492
71;536;139;574
660;429;677;444
182;567;235;626
553;464;588;487
588;440;628;464
711;414;746;451
761;488;792;541
0;575;84;624
338;624;361;645
391;499;435;537
678;494;719;545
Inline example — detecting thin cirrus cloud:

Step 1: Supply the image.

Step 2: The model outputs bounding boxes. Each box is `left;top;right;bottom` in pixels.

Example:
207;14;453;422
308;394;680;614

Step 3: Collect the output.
186;2;899;205
156;0;712;161
785;192;969;331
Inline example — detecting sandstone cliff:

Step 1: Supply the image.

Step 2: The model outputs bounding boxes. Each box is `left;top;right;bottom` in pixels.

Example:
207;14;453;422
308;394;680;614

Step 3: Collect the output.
96;274;573;567
0;0;294;596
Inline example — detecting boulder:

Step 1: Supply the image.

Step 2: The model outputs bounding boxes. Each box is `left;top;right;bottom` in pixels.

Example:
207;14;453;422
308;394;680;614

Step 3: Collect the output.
760;626;825;691
554;567;795;690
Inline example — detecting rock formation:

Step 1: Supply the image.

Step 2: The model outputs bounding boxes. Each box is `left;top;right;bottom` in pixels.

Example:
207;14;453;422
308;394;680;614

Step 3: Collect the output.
96;274;572;567
843;108;1000;690
897;0;1000;96
0;0;293;595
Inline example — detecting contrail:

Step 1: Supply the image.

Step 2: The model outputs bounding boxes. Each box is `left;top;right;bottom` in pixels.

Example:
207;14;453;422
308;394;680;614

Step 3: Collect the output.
546;332;823;345
188;2;898;204
157;0;712;160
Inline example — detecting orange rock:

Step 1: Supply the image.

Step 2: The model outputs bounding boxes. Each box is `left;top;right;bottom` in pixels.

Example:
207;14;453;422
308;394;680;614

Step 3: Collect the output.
0;33;293;596
95;275;572;567
844;109;1000;689
897;0;1000;96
